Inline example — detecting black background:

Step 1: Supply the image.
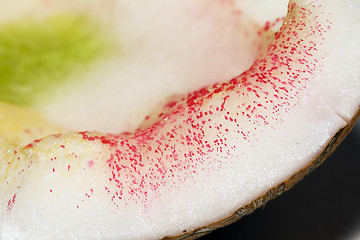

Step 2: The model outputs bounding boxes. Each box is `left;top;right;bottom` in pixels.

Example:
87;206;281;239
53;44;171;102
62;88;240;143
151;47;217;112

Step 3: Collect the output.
202;120;360;240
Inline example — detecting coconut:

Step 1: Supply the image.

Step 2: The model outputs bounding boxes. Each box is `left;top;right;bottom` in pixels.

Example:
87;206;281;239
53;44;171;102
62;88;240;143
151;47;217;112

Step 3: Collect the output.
0;0;359;239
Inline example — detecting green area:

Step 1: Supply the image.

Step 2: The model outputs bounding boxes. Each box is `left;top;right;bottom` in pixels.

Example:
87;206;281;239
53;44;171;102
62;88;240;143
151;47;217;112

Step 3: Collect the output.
0;14;112;105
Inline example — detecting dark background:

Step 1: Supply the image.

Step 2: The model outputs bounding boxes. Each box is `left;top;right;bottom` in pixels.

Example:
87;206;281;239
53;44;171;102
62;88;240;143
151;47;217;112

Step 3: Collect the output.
202;120;360;240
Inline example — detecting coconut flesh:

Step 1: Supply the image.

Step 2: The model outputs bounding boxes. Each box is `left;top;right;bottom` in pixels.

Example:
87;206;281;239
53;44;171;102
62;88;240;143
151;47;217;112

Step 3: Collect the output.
0;0;359;239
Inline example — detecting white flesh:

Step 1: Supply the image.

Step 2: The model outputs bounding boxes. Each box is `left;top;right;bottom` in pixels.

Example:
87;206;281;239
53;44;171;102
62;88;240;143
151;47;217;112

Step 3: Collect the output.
0;0;360;240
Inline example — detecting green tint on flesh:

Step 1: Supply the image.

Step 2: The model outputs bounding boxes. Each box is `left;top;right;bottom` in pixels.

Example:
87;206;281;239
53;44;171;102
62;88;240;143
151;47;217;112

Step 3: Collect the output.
0;14;112;105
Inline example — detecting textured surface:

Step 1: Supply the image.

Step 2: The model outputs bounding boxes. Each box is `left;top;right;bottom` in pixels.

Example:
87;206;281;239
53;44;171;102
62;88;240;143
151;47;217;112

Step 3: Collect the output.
202;120;360;240
166;109;360;240
0;0;359;239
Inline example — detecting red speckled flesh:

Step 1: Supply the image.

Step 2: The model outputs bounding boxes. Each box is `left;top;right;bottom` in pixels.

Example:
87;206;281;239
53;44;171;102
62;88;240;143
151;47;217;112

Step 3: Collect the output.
1;1;360;239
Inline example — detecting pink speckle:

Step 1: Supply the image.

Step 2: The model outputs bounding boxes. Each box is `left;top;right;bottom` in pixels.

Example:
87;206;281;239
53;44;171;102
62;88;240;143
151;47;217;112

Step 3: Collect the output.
88;160;94;168
25;143;33;149
7;194;17;212
165;100;177;108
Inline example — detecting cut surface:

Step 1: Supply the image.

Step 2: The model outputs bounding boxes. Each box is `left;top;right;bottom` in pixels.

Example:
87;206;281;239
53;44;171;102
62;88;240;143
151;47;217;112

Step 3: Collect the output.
0;0;360;240
38;0;279;133
0;14;111;105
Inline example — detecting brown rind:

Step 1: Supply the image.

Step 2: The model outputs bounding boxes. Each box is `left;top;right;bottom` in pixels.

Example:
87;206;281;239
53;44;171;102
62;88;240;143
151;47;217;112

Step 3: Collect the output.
163;107;360;240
